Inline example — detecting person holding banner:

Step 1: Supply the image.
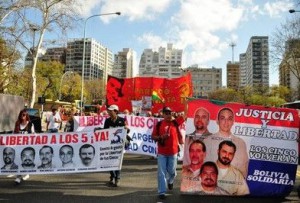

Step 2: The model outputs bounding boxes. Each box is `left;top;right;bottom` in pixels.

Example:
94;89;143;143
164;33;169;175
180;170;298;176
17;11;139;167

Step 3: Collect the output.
216;140;249;195
103;104;129;187
151;106;185;200
204;107;249;178
14;109;35;185
181;140;206;193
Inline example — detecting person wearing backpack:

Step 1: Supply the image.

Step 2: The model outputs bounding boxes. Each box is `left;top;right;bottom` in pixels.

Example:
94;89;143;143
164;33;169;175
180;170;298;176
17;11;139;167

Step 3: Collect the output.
151;106;185;200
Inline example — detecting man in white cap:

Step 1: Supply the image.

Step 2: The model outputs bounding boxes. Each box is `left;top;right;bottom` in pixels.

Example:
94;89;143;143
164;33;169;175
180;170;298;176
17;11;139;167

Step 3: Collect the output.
103;104;129;187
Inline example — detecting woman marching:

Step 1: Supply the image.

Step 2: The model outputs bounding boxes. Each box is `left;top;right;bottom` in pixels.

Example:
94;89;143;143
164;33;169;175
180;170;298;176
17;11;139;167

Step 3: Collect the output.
13;109;35;185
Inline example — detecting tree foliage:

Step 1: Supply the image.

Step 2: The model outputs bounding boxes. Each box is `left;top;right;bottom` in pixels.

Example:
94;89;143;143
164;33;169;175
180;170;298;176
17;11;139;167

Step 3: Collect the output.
1;0;81;107
208;86;289;107
0;38;21;93
271;16;300;99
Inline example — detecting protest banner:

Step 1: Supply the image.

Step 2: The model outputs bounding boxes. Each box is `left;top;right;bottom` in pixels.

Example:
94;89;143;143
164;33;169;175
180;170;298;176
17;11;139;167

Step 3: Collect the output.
0;128;126;175
181;99;299;197
73;115;186;159
106;74;193;113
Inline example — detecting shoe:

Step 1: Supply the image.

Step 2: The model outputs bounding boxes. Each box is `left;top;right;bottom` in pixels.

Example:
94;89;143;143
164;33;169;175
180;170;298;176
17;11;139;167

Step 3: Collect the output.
14;177;22;185
158;194;166;200
168;183;173;190
114;179;119;187
22;174;30;181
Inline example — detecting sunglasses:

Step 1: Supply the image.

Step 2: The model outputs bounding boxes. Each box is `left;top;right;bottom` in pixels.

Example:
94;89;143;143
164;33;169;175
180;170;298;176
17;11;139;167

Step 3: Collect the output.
164;112;171;115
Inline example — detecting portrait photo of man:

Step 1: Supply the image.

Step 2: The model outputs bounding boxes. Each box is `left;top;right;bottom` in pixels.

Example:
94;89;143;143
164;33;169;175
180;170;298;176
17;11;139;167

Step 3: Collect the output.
38;145;55;169
79;144;95;167
187;107;212;140
181;140;206;193
216;140;249;195
199;161;229;195
21;147;36;169
59;145;75;168
1;147;18;170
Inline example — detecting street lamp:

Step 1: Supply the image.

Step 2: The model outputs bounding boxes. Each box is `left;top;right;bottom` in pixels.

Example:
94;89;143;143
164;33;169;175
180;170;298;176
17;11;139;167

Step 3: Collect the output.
80;12;121;115
29;24;38;65
59;71;74;101
289;9;300;13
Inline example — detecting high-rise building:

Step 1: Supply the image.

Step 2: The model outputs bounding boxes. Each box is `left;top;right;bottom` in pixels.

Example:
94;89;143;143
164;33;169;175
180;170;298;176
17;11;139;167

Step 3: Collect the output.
113;48;134;78
226;61;240;90
139;43;183;78
239;36;269;88
65;38;113;83
39;47;66;64
279;39;300;98
182;65;222;98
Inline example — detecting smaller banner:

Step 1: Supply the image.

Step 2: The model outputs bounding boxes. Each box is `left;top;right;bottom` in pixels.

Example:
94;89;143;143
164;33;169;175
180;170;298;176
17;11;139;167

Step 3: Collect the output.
73;115;186;159
0;128;126;175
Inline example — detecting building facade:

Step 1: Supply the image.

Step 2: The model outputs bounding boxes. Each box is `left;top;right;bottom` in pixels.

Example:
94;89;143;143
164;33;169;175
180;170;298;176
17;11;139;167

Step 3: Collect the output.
39;47;66;64
139;43;183;78
65;38;113;83
239;36;269;88
226;61;240;90
113;48;134;78
182;66;222;98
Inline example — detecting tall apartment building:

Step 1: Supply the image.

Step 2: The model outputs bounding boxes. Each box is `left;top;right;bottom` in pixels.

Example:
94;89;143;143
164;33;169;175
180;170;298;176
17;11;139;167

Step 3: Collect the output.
113;48;134;78
39;47;66;64
139;43;183;78
182;65;222;98
279;39;300;97
239;36;269;88
226;61;240;90
65;38;113;83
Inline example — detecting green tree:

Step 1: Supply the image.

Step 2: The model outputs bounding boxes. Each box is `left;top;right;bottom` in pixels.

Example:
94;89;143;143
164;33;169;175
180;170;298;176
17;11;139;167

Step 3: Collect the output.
1;0;80;107
85;79;105;104
208;88;240;103
60;72;81;102
36;61;64;100
0;38;21;93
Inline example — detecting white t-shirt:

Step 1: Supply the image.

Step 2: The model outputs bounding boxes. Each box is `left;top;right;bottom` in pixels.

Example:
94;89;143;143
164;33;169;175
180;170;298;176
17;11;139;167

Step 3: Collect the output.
48;112;61;130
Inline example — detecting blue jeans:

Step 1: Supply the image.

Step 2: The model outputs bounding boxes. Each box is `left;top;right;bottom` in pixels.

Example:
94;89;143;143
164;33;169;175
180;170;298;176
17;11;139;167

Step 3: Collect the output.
157;154;177;195
48;128;58;133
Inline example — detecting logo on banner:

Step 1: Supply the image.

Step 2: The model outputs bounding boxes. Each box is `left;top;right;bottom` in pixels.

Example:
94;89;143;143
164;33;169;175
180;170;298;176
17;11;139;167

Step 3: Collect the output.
111;129;123;144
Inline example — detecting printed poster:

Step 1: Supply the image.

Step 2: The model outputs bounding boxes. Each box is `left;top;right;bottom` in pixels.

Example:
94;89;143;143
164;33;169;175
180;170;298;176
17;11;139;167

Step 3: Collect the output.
181;99;299;197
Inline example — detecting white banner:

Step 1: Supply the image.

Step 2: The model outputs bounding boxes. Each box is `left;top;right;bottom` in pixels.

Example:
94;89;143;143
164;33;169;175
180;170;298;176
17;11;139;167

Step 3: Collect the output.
0;128;126;175
73;115;186;159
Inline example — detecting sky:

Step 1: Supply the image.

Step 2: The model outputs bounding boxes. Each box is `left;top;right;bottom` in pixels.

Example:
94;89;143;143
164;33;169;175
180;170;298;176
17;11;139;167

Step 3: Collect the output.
56;0;298;86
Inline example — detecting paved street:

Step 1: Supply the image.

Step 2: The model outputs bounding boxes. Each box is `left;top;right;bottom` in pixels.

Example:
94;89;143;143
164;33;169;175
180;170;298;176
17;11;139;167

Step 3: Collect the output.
0;154;299;203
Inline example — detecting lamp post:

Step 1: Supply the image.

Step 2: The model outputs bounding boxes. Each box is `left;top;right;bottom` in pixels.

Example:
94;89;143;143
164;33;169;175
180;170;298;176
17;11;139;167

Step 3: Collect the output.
289;9;300;13
29;24;38;66
80;12;121;115
59;71;74;101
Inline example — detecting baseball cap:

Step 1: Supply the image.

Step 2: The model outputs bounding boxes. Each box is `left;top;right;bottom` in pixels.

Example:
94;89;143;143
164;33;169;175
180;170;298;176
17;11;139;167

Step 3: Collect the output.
162;106;172;112
108;104;119;111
